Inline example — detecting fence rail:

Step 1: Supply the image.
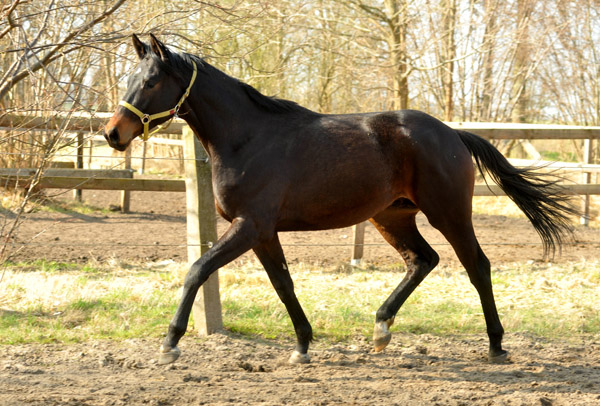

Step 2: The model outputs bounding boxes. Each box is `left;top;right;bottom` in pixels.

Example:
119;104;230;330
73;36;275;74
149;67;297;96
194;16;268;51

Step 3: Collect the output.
4;111;600;139
4;175;600;195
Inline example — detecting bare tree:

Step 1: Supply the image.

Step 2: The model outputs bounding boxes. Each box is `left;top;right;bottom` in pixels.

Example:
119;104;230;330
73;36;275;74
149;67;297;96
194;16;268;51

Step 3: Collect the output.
509;0;535;123
440;0;457;121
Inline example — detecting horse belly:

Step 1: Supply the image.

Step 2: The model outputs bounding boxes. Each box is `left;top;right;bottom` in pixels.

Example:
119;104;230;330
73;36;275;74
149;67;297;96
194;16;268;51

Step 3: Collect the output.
279;169;399;231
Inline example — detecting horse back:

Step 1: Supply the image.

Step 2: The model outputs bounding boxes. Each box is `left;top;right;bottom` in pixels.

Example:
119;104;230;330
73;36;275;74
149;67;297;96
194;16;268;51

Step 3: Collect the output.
272;109;473;230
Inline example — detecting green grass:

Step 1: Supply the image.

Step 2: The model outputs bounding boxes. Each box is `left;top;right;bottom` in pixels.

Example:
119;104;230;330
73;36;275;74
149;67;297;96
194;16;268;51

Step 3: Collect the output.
3;259;100;274
38;199;110;215
1;259;599;345
0;260;185;344
541;150;579;162
219;260;600;343
1;190;111;216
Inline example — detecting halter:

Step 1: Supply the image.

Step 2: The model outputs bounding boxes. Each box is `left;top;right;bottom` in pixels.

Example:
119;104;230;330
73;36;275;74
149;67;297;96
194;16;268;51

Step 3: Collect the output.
119;62;197;141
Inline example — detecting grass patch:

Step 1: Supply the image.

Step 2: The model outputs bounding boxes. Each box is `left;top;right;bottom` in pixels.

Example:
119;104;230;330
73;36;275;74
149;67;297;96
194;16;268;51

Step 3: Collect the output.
0;190;110;216
3;259;100;274
38;198;110;215
541;150;578;162
0;260;187;344
219;260;600;343
1;259;599;345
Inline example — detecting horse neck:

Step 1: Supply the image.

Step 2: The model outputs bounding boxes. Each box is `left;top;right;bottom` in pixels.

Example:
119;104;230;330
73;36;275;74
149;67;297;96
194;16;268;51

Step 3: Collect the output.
179;64;263;157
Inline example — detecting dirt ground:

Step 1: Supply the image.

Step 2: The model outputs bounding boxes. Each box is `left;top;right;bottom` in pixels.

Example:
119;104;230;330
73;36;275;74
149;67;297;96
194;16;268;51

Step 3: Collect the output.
7;189;600;266
2;190;600;405
0;331;599;406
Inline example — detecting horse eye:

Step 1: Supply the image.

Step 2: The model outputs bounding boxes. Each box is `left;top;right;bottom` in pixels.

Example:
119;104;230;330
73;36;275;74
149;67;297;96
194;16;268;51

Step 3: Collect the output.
144;80;156;89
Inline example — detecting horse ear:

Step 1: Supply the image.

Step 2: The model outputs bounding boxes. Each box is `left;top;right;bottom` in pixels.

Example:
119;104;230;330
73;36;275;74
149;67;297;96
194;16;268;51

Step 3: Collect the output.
132;34;146;59
149;33;169;62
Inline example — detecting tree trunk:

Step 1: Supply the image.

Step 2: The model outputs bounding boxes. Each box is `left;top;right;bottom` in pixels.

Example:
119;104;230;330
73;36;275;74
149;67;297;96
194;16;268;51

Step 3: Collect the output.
385;0;409;110
478;0;498;121
441;0;457;121
510;0;534;123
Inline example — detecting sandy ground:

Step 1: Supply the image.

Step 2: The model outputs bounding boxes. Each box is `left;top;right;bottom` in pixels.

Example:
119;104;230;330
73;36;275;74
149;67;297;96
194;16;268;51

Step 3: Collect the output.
1;332;599;406
2;190;600;405
7;189;600;266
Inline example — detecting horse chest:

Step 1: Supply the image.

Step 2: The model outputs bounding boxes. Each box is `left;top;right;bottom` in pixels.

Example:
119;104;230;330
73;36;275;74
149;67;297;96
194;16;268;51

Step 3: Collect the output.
211;165;274;220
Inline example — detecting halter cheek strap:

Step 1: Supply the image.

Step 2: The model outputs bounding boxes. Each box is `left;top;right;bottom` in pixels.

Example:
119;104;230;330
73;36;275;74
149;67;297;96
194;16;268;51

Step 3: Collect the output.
119;61;197;141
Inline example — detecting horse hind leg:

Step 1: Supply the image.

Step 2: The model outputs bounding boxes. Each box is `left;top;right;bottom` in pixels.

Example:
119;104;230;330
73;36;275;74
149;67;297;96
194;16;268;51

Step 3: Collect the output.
442;224;507;363
421;201;508;363
370;206;439;352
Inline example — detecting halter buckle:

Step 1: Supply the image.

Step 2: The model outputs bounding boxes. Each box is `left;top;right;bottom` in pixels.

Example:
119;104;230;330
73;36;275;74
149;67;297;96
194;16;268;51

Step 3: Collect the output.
141;114;150;124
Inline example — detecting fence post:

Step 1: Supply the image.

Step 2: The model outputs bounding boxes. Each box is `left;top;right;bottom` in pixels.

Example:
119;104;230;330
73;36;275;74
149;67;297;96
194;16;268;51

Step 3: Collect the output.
73;131;83;202
350;221;367;265
581;139;593;226
120;147;131;213
183;125;223;335
140;140;148;175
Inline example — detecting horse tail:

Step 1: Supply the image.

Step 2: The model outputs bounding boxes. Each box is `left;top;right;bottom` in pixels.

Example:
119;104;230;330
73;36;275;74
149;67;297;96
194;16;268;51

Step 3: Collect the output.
456;130;578;257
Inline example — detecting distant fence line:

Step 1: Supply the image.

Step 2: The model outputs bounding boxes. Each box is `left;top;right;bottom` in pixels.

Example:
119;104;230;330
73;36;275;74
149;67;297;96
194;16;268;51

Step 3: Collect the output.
4;110;600;139
2;111;600;251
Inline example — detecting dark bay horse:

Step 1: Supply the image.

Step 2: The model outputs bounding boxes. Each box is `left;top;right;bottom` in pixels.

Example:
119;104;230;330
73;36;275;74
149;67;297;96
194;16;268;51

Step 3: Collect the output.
104;34;577;365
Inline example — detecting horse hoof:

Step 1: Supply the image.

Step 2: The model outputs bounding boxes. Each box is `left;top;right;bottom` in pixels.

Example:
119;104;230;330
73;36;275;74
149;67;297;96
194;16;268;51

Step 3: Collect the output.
373;333;392;352
158;345;181;365
488;350;509;364
373;318;394;352
288;350;310;364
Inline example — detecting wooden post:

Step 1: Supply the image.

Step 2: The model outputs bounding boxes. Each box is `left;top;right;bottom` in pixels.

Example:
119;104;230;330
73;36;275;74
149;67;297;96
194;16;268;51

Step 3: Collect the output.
183;125;222;335
350;221;367;265
140;140;148;175
581;139;593;226
73;132;84;201
120;147;131;213
87;139;93;169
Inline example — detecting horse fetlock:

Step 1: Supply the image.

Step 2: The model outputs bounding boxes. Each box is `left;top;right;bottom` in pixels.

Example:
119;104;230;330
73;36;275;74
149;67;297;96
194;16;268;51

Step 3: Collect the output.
373;317;395;352
158;344;181;365
288;350;310;364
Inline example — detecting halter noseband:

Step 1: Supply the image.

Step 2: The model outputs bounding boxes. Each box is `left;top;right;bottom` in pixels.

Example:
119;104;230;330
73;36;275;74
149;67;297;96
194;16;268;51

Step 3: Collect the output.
119;61;197;141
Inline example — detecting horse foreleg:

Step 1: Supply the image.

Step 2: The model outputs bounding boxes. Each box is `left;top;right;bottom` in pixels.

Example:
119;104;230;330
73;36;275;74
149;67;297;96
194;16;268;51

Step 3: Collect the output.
253;235;313;364
370;209;439;352
159;218;260;365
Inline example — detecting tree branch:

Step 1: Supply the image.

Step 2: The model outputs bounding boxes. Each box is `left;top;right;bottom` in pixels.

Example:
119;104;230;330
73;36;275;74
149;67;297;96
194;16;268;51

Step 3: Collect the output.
0;0;126;101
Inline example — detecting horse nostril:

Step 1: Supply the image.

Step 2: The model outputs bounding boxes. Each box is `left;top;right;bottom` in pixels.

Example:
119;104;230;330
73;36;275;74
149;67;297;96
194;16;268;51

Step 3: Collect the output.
107;127;120;145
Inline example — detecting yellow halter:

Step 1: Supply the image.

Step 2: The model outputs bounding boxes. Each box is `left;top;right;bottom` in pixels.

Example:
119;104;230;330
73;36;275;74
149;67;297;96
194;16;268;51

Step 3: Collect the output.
119;62;197;141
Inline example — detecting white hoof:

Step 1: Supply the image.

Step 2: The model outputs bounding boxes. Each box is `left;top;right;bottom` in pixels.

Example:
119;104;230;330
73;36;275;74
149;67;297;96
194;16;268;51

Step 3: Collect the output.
373;317;395;352
288;350;310;364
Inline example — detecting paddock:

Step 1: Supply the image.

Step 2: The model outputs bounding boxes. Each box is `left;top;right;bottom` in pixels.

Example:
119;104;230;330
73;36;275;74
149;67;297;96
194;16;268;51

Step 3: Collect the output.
1;189;600;405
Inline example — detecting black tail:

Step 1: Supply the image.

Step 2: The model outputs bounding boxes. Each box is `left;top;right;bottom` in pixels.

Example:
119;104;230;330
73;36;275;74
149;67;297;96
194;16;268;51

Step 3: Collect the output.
457;130;579;257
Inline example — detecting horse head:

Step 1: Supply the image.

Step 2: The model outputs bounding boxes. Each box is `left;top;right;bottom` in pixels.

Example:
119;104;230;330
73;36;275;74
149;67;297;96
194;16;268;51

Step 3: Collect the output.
104;34;194;151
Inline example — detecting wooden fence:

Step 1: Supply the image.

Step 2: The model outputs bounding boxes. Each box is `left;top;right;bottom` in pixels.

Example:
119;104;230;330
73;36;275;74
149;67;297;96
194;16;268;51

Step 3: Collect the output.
2;111;600;334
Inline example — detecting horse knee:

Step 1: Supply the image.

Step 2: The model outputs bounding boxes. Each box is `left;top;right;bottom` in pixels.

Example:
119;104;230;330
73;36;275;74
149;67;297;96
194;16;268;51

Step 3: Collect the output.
183;258;212;289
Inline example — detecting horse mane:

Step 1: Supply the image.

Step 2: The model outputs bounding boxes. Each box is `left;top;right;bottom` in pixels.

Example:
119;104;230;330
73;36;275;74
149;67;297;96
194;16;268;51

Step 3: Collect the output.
166;50;311;115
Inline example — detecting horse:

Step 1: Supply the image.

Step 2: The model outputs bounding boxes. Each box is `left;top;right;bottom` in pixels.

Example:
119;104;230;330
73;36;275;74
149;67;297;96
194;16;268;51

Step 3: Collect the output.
104;34;577;365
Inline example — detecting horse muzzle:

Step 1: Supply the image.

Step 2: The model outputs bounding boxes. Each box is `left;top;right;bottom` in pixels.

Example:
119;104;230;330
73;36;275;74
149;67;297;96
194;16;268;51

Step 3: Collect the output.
104;127;129;152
